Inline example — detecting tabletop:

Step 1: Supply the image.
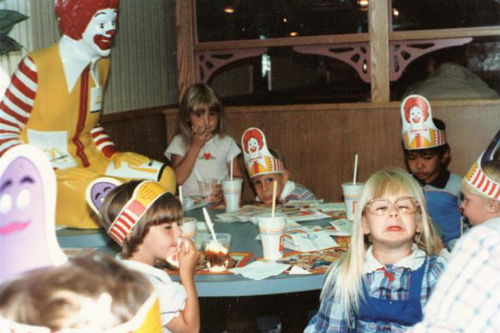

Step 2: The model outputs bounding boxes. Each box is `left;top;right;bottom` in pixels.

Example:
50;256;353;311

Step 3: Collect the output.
56;205;343;298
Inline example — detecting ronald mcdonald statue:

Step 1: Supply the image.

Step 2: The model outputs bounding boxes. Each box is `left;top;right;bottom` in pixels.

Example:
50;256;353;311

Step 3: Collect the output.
0;0;176;228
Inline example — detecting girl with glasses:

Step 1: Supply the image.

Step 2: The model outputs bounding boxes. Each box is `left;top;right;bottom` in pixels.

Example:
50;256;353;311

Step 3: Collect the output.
305;169;447;333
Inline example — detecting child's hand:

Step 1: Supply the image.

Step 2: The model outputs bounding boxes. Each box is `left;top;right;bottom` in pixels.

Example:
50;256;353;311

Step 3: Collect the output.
205;183;223;203
191;125;213;148
178;238;199;277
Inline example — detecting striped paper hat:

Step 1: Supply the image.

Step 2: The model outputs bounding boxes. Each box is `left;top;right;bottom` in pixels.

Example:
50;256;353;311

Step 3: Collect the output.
401;95;446;150
241;127;284;178
108;181;166;245
0;292;162;333
464;130;500;201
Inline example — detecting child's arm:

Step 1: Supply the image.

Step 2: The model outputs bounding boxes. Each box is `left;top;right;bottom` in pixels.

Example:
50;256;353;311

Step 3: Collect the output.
166;238;200;333
172;128;212;185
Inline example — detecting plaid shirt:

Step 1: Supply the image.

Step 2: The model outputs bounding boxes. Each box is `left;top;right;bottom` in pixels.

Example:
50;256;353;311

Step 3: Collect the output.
305;246;447;333
406;217;500;333
281;181;316;203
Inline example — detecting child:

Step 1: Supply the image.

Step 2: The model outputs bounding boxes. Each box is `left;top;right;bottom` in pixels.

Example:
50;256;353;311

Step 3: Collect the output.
400;95;462;248
305;169;447;333
241;127;316;206
165;83;242;200
460;130;500;226
0;253;162;332
99;180;200;333
407;130;500;333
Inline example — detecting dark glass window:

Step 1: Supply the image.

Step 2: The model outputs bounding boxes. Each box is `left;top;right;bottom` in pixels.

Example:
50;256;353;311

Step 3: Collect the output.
209;48;370;106
196;0;368;42
391;38;500;101
392;0;500;31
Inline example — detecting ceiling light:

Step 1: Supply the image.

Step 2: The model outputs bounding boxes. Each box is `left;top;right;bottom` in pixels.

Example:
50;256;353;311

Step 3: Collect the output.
289;32;298;37
224;6;234;14
393;8;399;17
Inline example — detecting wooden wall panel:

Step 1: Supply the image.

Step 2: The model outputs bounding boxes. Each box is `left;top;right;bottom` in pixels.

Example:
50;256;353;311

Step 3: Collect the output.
164;103;500;202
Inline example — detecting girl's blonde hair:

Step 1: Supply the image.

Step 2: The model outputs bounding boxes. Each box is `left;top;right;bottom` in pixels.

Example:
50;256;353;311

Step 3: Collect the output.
461;161;500;201
177;83;226;148
321;169;438;322
0;253;153;330
99;180;184;259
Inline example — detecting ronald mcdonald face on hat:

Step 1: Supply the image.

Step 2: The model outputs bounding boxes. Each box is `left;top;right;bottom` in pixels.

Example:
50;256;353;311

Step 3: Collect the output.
241;127;289;206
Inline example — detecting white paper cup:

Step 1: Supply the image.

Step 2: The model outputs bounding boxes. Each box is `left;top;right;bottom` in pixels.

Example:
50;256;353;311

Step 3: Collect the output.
257;213;286;260
222;178;243;212
181;217;197;240
342;182;365;221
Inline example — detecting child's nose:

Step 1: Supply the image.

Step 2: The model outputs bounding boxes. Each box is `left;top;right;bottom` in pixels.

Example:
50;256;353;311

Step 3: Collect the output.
388;203;399;217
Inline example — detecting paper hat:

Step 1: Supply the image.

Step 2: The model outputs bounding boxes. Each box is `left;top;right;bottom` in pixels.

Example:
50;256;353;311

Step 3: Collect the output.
0;144;67;284
86;177;123;215
464;130;500;201
108;181;166;245
0;292;162;333
241;127;284;178
400;95;446;150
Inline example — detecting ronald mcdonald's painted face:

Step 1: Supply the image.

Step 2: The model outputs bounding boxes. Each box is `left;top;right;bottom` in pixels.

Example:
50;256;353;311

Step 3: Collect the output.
81;8;118;58
409;106;423;125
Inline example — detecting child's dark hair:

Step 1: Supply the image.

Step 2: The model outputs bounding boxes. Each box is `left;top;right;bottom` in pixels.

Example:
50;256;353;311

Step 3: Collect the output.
403;118;450;159
177;83;226;147
99;180;183;259
269;148;286;167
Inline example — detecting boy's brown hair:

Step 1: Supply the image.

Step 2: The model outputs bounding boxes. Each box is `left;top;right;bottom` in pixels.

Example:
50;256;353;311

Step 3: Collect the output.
0;253;153;330
99;180;183;258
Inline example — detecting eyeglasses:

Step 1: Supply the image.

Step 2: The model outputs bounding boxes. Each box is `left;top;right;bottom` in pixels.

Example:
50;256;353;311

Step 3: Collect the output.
364;197;420;216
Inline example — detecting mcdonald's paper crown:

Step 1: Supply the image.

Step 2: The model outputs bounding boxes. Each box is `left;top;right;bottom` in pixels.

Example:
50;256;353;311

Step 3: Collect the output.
241;127;284;178
401;95;446;150
464;130;500;201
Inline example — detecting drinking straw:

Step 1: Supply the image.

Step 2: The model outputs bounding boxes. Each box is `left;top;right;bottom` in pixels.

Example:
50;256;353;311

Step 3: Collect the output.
203;207;217;242
179;186;183;206
230;154;234;180
353;154;359;185
194;168;202;181
271;181;277;218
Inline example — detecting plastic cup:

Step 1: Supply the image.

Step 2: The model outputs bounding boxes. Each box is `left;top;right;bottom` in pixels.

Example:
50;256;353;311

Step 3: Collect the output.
342;182;365;221
181;217;197;240
202;233;231;272
222;178;243;212
257;213;286;260
197;178;221;202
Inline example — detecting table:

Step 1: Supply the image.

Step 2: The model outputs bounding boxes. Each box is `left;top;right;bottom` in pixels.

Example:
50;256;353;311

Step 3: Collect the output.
56;206;337;298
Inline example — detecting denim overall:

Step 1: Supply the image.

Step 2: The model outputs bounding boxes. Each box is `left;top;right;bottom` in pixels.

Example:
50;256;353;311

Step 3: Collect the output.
355;258;427;331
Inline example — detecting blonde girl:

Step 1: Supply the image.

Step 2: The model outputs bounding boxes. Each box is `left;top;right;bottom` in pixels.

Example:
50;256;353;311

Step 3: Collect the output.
165;83;242;199
99;180;200;333
305;169;446;333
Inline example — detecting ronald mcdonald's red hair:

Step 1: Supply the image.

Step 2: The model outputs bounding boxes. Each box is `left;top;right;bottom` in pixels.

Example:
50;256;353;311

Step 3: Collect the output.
55;0;120;40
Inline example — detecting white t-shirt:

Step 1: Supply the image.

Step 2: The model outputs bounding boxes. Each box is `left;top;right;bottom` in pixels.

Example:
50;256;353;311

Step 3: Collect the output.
120;259;186;333
165;134;241;196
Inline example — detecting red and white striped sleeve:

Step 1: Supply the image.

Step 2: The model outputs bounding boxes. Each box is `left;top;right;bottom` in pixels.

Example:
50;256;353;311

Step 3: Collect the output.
90;125;117;158
0;56;37;155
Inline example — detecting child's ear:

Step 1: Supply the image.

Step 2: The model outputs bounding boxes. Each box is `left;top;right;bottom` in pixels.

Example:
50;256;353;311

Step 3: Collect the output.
416;220;423;234
362;215;370;235
282;170;290;183
440;148;451;164
487;199;500;214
